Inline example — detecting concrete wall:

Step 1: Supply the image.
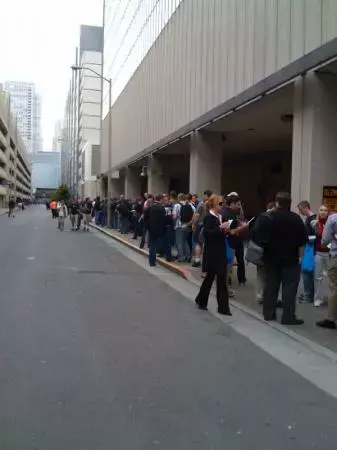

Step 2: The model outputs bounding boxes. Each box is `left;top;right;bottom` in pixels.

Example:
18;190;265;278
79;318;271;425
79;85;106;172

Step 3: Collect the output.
291;72;337;211
102;0;337;172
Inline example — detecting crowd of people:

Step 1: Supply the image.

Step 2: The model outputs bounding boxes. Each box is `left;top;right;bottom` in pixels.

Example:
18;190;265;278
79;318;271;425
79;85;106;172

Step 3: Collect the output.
48;190;337;331
48;198;93;232
91;190;337;329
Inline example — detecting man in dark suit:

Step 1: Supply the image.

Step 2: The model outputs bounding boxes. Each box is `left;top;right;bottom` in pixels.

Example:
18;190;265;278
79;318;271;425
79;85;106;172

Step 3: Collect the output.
145;193;169;267
252;192;307;325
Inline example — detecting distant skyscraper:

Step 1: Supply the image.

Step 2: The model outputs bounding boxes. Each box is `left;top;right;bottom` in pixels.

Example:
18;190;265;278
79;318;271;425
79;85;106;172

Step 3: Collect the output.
4;81;43;154
52;119;63;153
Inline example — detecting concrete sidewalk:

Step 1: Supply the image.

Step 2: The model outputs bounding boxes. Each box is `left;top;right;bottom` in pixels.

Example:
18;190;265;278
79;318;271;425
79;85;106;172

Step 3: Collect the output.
0;208;7;216
91;224;337;354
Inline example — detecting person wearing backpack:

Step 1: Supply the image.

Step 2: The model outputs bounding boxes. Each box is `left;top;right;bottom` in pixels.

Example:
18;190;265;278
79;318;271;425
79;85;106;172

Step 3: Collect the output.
173;193;193;262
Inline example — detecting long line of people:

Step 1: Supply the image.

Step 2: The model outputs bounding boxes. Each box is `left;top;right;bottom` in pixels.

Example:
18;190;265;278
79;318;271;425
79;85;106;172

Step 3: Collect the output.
92;190;337;331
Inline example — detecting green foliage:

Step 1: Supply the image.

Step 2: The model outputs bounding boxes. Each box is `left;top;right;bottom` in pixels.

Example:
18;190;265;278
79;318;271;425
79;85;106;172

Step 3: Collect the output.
51;184;70;202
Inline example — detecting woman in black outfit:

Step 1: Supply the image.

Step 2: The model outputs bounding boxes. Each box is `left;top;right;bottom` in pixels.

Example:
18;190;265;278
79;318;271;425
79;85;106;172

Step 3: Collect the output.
195;195;231;316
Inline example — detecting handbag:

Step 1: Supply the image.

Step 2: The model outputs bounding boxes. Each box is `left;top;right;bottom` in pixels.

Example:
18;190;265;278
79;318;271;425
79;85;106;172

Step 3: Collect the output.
245;240;264;266
225;239;233;265
301;243;315;273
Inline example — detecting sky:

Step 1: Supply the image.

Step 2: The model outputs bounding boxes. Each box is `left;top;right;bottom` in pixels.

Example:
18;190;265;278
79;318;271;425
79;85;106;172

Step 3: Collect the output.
0;0;103;150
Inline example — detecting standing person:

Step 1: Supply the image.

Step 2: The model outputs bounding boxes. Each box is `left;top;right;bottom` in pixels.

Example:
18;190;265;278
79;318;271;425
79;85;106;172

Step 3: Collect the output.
192;190;212;268
140;194;153;249
186;194;196;254
297;200;317;303
8;197;16;218
57;200;68;231
145;194;168;267
81;198;92;231
309;205;330;307
69;200;79;231
163;194;174;261
195;195;231;315
93;196;102;226
173;193;193;263
252;192;307;325
117;198;130;234
221;195;241;296
132;198;144;239
316;211;337;329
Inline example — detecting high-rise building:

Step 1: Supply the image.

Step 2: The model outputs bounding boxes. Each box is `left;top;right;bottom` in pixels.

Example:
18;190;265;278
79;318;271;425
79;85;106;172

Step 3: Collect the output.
52;119;63;153
4;81;43;154
62;25;103;198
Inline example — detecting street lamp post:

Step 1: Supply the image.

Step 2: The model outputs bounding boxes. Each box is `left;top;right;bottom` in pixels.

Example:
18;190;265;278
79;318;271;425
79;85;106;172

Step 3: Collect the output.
71;65;112;227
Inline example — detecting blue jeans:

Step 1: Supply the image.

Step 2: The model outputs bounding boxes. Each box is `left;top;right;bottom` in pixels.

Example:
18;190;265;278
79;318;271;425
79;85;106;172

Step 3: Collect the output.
95;211;101;225
120;216;129;234
175;228;191;262
302;271;315;302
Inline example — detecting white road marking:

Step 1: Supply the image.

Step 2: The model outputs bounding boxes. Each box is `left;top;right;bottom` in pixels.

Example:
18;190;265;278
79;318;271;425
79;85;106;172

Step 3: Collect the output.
27;257;35;260
93;230;337;399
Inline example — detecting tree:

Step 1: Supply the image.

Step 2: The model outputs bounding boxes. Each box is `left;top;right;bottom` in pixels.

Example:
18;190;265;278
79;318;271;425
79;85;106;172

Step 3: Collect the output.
51;184;71;202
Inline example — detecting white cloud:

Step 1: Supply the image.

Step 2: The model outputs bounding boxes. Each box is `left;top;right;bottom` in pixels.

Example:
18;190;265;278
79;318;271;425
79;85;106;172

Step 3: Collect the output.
0;0;103;149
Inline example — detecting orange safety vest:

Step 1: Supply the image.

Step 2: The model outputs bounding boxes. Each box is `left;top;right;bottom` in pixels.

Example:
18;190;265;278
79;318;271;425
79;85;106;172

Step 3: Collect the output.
51;201;57;210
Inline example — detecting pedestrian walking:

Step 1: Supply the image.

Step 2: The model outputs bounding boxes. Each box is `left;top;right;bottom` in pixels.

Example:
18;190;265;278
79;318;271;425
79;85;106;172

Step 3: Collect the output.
69;200;79;231
57;200;68;231
195;195;232;316
8;197;16;218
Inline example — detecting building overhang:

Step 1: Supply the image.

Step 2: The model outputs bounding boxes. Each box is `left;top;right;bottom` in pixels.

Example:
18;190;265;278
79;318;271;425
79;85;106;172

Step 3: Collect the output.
108;37;337;172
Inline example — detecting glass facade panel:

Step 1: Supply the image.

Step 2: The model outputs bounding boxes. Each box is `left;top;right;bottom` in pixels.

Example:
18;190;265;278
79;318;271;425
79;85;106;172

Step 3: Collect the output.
103;0;182;117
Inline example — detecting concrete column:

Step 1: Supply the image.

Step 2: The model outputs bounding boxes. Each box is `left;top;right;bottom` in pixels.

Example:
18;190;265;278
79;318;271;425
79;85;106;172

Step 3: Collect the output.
147;156;169;194
189;130;223;195
124;168;141;199
291;73;337;211
109;176;124;198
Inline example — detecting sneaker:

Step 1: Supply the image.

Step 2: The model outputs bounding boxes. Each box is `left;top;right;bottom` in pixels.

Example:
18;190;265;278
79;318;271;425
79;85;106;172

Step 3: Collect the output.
314;299;323;307
316;319;336;329
192;261;201;268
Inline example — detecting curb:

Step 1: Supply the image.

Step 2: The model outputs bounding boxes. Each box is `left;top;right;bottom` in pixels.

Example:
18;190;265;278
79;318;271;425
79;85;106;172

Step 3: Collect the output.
90;224;192;281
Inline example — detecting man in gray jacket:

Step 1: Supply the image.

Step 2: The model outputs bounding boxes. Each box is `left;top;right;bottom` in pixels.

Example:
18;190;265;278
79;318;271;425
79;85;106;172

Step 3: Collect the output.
317;212;337;329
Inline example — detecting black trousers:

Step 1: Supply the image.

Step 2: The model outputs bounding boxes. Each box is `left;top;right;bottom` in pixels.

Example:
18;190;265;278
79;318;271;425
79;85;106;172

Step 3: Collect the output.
235;241;246;283
196;270;229;311
263;263;301;321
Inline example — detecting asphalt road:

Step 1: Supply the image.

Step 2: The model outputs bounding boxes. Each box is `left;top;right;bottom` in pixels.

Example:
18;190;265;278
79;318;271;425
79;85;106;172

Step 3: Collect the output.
0;206;337;450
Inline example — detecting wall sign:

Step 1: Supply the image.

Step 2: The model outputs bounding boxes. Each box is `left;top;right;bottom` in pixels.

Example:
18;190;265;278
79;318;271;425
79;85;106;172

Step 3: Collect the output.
323;186;337;212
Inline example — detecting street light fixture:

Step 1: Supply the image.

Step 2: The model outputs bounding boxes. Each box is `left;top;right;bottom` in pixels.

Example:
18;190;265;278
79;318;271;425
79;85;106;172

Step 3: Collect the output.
71;65;113;227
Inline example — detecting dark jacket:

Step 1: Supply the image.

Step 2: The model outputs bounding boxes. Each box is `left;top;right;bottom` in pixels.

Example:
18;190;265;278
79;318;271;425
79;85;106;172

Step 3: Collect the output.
252;208;308;267
145;202;166;238
202;213;227;274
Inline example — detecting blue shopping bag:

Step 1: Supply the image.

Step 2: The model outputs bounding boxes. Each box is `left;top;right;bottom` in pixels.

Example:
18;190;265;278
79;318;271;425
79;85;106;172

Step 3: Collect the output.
301;243;315;273
225;238;233;265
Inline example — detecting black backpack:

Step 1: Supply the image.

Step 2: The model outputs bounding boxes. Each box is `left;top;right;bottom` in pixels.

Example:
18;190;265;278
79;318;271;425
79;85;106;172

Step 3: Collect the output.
180;203;194;224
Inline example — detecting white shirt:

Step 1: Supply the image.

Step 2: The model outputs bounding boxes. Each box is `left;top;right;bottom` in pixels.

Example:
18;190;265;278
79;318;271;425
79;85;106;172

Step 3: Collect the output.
209;209;222;223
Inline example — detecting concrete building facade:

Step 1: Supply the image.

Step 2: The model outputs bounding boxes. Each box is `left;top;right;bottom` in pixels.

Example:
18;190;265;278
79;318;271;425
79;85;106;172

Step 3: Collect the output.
0;89;32;208
61;25;103;199
100;0;337;214
4;81;43;154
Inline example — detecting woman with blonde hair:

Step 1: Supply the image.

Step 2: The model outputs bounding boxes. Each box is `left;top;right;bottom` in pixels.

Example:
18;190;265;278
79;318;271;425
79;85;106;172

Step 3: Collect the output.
309;204;330;307
195;195;231;315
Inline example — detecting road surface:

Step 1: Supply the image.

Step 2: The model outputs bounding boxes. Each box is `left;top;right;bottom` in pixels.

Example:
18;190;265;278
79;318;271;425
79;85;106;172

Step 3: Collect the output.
0;207;337;450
